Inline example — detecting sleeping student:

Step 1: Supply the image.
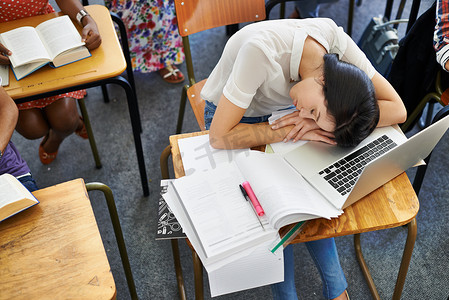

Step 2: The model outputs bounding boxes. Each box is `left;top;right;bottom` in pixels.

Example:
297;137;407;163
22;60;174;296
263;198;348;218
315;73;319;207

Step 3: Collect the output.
201;18;406;300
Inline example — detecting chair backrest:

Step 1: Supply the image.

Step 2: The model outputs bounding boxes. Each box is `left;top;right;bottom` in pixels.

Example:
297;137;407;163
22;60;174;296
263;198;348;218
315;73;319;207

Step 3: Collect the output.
175;0;265;37
174;0;266;85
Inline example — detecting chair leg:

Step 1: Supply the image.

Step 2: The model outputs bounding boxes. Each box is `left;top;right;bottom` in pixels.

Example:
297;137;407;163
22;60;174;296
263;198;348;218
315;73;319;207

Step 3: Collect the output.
176;85;189;134
354;234;381;300
160;145;188;300
192;249;204;300
160;145;172;180
85;182;138;300
77;98;102;169
171;240;187;300
392;218;417;300
101;84;110;103
354;218;417;300
347;0;355;37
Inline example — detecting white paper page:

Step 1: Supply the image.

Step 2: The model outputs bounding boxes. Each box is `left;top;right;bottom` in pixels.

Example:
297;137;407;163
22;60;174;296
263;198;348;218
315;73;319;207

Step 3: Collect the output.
235;151;342;229
0;178;21;207
36;16;84;59
163;182;272;269
208;239;284;297
173;162;275;260
0;27;50;67
0;65;9;86
268;107;298;124
178;134;249;176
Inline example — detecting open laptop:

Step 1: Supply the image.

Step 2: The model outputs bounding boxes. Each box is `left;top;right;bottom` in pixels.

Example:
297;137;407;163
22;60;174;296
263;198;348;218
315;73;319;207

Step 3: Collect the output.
283;114;449;210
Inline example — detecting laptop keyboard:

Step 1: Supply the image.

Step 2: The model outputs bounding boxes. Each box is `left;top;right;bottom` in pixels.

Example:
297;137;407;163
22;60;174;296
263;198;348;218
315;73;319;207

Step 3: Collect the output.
318;135;397;196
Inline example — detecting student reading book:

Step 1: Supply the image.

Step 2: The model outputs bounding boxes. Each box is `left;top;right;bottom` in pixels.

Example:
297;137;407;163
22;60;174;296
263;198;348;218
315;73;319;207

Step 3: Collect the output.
0;0;101;166
0;173;39;222
0;15;90;80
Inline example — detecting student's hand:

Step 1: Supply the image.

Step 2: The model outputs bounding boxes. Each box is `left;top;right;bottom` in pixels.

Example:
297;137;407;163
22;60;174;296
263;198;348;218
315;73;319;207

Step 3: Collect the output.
299;129;336;145
0;43;11;65
271;111;336;145
81;17;101;50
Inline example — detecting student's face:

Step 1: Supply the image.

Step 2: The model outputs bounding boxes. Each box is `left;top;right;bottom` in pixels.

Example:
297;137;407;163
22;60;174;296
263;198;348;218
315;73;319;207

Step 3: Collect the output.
289;77;335;132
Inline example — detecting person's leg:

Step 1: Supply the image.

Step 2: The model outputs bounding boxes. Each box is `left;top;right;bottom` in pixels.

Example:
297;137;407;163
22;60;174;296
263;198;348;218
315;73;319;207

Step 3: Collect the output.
295;0;339;18
306;238;348;299
41;97;83;153
18;175;38;192
271;245;298;300
15;108;50;140
295;0;320;18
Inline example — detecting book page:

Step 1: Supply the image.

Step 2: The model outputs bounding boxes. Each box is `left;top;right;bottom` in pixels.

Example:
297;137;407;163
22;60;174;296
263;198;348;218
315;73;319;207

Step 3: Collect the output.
0;177;23;207
0;27;50;67
172;162;275;261
177;134;249;176
36;15;84;60
235;151;342;229
0;174;38;221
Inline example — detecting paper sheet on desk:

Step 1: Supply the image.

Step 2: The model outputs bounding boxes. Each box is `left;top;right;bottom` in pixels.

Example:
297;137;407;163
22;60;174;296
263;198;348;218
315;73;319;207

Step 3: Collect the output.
208;239;284;297
162;182;276;270
178;134;249;176
268;107;309;155
0;65;9;86
164;181;283;296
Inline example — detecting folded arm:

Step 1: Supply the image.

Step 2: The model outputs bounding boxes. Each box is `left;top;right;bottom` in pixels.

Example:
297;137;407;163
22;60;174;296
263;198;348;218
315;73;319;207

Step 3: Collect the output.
209;95;292;149
371;72;407;127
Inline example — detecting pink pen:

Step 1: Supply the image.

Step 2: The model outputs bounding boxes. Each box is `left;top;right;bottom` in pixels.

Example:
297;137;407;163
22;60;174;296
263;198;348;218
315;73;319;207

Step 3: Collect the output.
242;181;264;216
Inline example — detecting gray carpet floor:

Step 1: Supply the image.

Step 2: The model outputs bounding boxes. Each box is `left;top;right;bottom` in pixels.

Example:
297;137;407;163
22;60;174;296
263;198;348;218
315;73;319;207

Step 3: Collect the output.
11;0;448;299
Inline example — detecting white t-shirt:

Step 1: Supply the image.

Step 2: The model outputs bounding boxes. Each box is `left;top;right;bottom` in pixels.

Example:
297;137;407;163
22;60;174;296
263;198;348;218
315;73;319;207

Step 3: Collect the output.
200;18;376;117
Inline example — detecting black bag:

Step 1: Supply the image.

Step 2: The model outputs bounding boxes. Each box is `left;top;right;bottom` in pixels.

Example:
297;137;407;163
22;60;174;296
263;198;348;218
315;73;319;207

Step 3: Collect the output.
358;16;408;76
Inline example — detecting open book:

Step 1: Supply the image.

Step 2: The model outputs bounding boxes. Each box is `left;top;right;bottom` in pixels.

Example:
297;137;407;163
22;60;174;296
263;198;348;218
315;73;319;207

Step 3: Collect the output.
0;174;39;222
164;150;342;266
0;15;91;80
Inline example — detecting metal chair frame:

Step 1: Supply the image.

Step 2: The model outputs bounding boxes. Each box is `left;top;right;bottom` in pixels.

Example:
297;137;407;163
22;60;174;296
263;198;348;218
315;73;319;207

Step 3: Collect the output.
86;182;138;300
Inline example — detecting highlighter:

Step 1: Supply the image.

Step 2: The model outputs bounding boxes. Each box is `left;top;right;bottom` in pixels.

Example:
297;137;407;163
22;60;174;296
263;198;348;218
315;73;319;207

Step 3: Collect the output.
242;181;265;216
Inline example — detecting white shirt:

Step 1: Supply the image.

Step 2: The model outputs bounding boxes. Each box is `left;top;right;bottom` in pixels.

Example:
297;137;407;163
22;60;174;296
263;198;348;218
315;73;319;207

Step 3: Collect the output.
200;18;376;117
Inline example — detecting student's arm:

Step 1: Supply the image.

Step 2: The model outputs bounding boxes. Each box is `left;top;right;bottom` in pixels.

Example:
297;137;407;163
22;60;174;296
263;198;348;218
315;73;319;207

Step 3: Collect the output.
209;95;290;149
0;87;18;154
371;72;407;127
209;95;335;149
55;0;101;50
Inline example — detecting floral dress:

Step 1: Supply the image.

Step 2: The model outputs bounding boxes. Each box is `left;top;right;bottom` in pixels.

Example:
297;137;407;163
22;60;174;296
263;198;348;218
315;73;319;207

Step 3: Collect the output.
105;0;185;73
0;0;86;110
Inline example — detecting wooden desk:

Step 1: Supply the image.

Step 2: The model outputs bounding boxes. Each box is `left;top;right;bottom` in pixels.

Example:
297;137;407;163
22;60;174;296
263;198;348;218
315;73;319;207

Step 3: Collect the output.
0;5;149;196
167;131;419;300
0;179;116;299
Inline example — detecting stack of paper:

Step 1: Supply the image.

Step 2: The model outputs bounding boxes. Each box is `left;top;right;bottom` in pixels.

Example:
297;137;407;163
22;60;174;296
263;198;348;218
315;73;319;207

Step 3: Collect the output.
164;133;342;296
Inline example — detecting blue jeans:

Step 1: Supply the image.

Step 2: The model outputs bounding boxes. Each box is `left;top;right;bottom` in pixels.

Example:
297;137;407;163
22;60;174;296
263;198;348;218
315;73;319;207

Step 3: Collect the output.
295;0;339;18
272;241;347;300
18;175;39;192
204;101;348;299
204;101;271;129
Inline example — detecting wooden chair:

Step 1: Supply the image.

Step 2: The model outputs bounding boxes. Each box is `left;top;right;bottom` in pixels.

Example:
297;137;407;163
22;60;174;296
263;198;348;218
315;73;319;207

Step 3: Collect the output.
174;0;266;134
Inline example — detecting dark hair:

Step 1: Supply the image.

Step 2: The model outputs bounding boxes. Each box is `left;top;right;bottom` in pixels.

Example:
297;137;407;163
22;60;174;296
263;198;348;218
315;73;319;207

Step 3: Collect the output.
322;53;379;147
